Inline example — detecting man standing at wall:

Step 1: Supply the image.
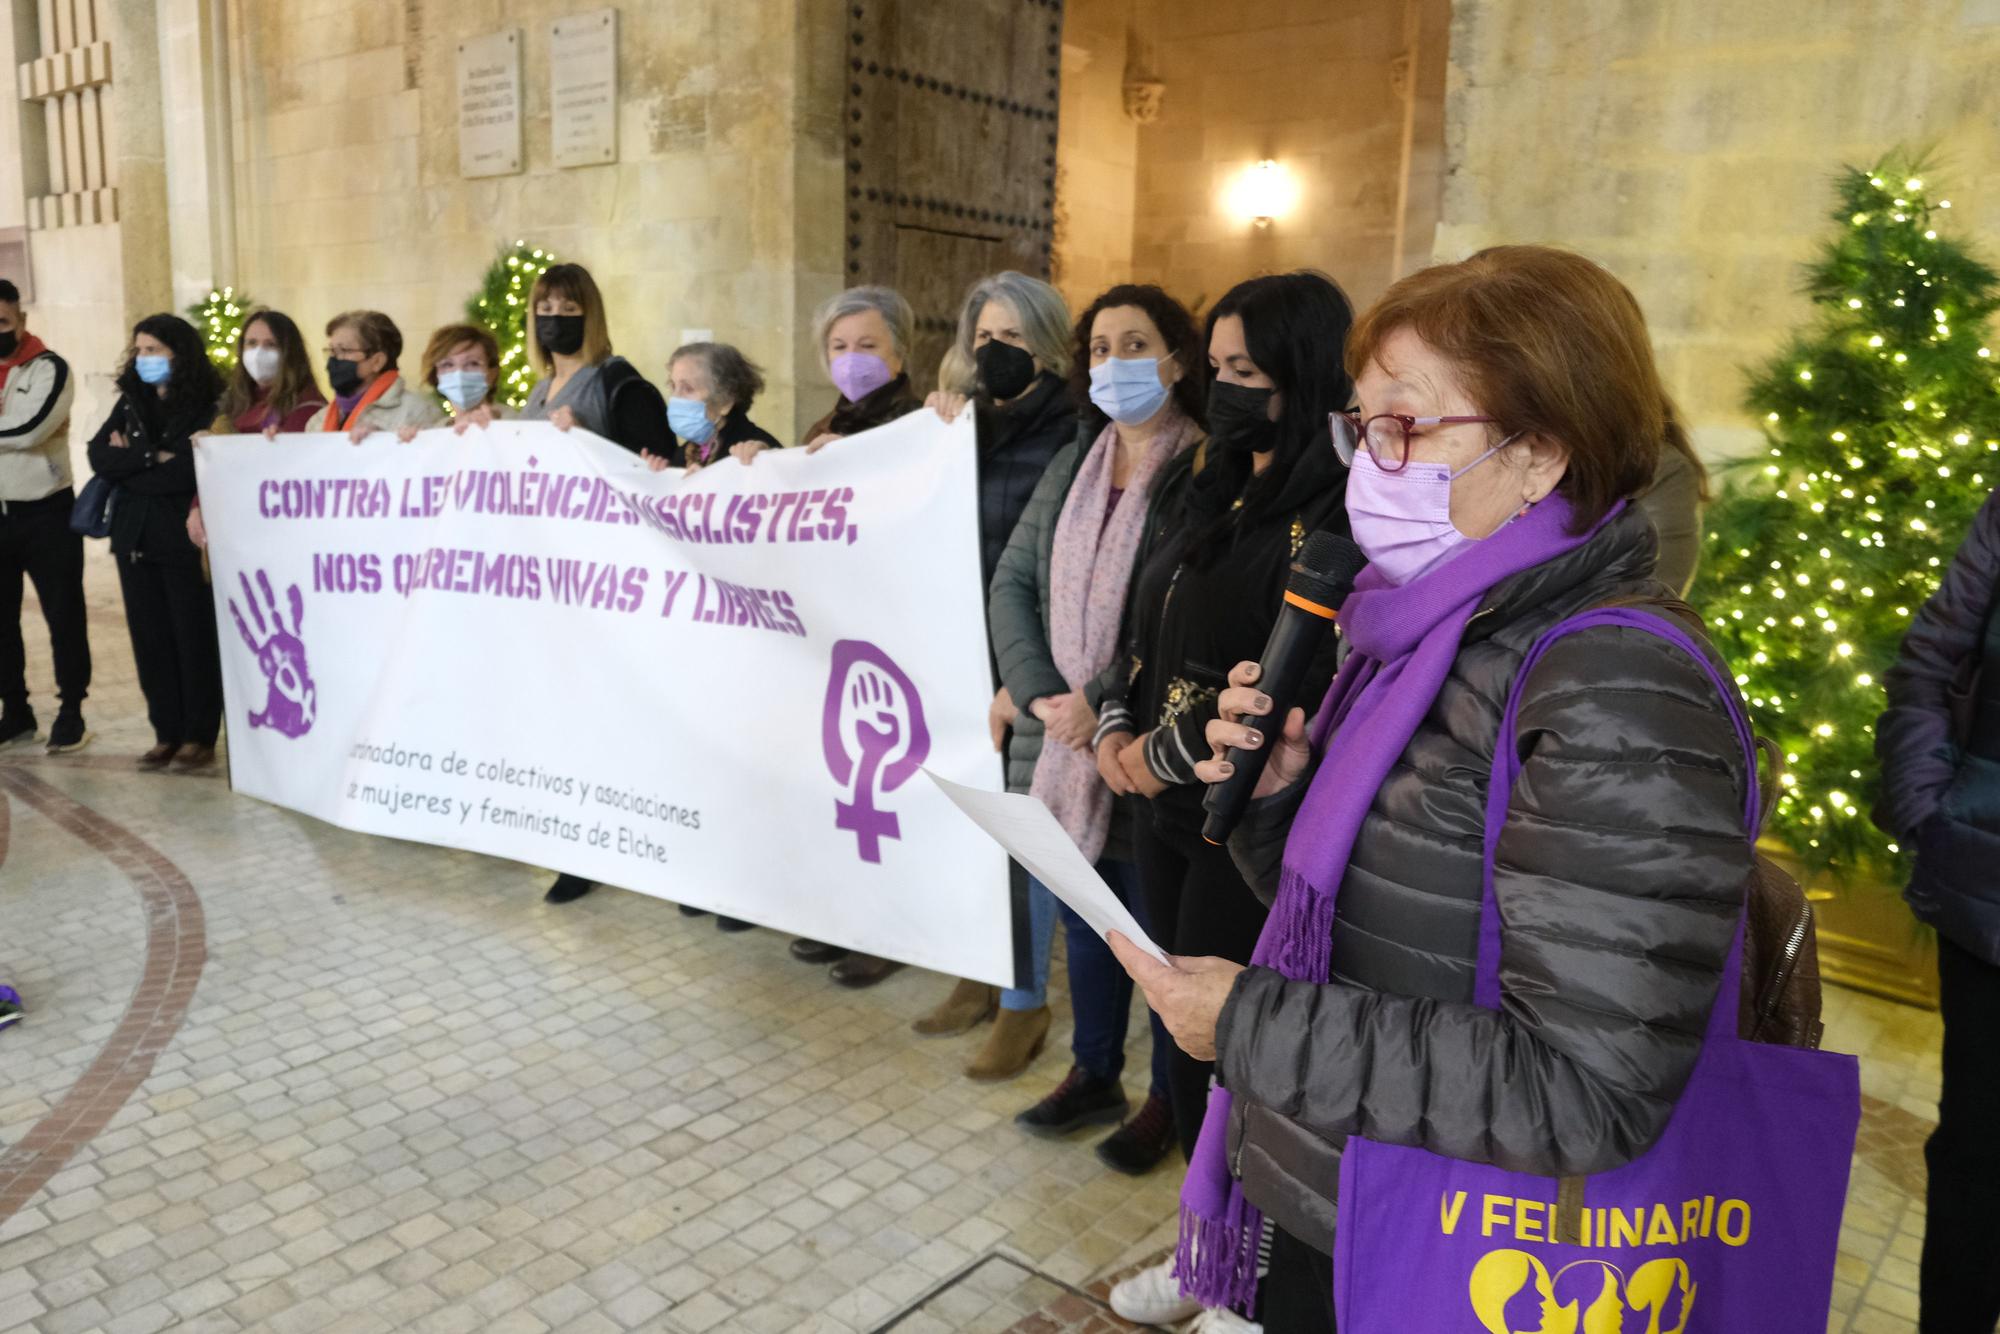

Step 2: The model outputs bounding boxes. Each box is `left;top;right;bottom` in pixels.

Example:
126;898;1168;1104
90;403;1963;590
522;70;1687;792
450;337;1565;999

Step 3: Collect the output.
0;279;91;753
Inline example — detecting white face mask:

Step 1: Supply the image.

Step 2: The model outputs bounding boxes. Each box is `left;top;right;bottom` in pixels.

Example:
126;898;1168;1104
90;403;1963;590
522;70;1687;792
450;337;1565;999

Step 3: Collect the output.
242;346;282;386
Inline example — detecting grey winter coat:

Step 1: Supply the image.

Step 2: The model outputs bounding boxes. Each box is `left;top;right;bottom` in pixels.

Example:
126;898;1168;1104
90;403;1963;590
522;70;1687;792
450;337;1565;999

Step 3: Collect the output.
1216;506;1753;1254
987;428;1195;856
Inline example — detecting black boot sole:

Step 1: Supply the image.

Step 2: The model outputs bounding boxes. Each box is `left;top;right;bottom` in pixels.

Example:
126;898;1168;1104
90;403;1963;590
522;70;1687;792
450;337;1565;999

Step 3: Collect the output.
1094;1134;1175;1175
1015;1101;1129;1141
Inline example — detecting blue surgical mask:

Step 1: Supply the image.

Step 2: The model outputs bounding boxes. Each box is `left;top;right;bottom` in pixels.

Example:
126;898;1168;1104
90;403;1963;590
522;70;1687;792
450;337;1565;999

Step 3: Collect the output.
135;355;172;386
437;370;489;412
1088;356;1172;425
668;397;717;445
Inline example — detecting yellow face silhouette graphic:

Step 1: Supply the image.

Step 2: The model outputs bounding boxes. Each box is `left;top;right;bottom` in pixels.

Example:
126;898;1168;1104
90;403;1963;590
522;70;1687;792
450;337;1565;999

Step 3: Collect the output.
1469;1251;1577;1334
1468;1251;1695;1334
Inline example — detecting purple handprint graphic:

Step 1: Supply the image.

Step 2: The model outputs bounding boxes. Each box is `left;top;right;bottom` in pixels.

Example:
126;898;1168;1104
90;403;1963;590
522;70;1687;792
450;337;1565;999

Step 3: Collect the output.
823;641;930;863
229;569;318;739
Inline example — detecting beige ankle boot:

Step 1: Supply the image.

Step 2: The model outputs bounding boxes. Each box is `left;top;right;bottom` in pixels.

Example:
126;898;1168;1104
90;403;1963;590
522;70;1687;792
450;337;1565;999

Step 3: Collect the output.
913;978;998;1036
964;1005;1051;1082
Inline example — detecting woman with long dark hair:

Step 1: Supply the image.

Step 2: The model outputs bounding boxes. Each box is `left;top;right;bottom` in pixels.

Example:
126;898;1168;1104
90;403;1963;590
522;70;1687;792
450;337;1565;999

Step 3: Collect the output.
1094;272;1356;1328
188;310;325;550
86;314;228;770
218;309;325;435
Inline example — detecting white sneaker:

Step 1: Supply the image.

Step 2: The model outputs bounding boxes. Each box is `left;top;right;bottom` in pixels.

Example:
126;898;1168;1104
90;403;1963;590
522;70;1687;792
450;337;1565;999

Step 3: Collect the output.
1109;1258;1203;1326
1182;1308;1262;1333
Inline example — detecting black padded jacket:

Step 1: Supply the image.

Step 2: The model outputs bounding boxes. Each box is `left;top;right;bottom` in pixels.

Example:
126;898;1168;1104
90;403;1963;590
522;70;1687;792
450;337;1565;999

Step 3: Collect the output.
1214;505;1754;1254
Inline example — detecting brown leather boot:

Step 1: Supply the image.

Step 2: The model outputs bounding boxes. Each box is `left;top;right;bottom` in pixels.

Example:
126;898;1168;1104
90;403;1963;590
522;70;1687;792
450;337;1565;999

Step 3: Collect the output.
913;978;998;1036
138;744;179;770
173;744;217;771
964;1005;1050;1082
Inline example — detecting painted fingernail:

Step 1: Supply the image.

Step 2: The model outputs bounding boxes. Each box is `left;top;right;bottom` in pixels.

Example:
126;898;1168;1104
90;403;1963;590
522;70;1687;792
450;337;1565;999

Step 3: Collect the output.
1254;695;1272;711
1217;763;1234;776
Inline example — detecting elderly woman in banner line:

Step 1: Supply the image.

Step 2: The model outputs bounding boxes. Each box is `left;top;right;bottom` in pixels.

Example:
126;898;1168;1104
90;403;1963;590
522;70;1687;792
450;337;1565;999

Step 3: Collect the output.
908;270;1081;1077
319;311;446;443
776;284;927;987
1105;247;1755;1332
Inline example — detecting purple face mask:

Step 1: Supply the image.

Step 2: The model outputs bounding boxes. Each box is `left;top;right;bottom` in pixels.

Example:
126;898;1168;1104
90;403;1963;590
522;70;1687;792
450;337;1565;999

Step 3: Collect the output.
1343;439;1511;585
830;352;895;403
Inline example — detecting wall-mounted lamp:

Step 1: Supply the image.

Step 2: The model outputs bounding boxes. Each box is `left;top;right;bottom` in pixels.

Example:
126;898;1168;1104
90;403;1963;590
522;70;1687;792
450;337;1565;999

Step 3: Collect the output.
1228;159;1298;229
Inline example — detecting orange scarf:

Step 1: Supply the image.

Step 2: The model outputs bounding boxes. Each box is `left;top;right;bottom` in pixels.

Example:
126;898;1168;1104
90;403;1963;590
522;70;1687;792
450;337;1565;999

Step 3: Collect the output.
320;369;399;432
0;333;48;393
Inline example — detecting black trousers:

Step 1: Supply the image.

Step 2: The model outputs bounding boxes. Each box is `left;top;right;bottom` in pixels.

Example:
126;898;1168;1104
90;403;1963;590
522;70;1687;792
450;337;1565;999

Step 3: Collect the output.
1262;1224;1337;1333
1132;815;1271;1160
1923;935;2000;1333
115;555;222;748
0;490;90;710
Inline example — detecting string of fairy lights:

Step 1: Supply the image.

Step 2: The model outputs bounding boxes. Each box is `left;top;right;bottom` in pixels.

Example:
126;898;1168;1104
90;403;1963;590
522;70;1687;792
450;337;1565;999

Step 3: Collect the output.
184;244;556;411
1692;164;2000;877
193;287;248;368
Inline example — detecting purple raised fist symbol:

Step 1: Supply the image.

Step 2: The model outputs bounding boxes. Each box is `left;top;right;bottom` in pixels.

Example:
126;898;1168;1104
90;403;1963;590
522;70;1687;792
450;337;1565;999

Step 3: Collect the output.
229;569;317;739
823;641;930;863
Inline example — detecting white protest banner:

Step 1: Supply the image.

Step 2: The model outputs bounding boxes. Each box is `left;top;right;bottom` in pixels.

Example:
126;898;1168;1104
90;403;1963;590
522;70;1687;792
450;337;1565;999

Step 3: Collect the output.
194;413;1016;986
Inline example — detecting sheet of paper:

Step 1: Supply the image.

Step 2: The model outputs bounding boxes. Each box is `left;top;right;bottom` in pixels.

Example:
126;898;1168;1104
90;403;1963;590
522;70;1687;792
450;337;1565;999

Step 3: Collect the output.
924;770;1171;966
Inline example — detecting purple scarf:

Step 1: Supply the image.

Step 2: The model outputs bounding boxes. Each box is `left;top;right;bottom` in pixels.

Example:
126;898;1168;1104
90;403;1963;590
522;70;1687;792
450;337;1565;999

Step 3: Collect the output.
1175;494;1623;1312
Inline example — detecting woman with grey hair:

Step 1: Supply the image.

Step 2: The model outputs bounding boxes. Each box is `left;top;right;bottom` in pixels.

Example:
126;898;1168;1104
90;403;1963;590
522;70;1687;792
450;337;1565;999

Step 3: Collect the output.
796;285;923;454
650;341;782;473
787;284;926;988
911;271;1082;1085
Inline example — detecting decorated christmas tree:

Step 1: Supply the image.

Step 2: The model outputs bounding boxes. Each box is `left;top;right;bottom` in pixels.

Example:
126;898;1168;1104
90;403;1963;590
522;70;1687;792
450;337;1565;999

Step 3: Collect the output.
188;287;253;370
1693;158;2000;879
465;241;557;409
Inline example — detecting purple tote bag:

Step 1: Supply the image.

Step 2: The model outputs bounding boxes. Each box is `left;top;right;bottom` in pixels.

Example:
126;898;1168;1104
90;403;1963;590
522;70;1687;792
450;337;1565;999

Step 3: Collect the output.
1331;609;1861;1332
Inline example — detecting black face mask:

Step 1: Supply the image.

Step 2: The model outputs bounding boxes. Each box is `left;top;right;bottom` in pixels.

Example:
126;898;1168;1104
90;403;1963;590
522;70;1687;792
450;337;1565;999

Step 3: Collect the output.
1207;380;1279;455
326;356;365;398
0;331;17;360
976;339;1037;402
537;314;586;358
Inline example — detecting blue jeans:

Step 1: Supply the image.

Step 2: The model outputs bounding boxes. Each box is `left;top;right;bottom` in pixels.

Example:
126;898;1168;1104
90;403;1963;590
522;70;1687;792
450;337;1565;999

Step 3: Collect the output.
1031;862;1172;1095
1000;871;1058;1011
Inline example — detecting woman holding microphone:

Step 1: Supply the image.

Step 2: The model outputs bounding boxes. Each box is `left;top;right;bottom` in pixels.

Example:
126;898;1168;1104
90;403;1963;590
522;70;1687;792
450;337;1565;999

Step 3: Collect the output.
1110;247;1755;1330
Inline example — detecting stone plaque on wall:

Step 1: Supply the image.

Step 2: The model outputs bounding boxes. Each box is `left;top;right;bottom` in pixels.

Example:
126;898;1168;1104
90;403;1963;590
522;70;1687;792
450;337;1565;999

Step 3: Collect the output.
550;9;618;169
457;29;522;178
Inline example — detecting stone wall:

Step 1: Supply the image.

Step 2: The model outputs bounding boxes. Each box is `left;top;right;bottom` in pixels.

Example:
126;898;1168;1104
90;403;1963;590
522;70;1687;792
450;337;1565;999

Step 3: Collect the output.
1051;0;1136;320
1125;0;1449;318
1438;0;2000;461
6;0;174;460
214;0;846;442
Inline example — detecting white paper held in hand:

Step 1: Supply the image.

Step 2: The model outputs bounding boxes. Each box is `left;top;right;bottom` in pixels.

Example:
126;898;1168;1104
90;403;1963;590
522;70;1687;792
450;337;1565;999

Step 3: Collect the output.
923;770;1172;966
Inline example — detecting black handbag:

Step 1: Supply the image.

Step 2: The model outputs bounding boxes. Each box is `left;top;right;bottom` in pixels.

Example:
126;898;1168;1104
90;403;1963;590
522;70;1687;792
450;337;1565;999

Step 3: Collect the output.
69;474;114;538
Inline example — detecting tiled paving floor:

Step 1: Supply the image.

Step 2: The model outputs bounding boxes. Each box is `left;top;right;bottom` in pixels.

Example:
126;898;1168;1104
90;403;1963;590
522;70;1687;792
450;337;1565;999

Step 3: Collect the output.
0;549;1955;1332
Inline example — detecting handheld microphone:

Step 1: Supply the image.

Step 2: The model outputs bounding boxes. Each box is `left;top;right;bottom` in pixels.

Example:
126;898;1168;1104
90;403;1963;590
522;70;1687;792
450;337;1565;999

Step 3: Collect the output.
1201;530;1368;846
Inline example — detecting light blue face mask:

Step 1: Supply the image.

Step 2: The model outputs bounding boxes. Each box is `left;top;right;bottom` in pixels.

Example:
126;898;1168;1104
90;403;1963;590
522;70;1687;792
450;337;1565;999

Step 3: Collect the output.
135;354;172;386
668;397;717;445
1088;355;1172;425
437;370;489;412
